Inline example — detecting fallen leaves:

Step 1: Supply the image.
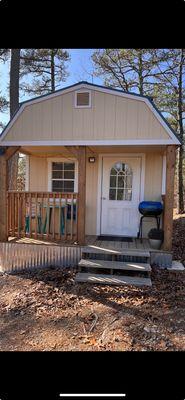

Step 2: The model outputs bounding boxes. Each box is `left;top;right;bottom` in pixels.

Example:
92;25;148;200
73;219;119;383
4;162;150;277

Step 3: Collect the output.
0;213;185;351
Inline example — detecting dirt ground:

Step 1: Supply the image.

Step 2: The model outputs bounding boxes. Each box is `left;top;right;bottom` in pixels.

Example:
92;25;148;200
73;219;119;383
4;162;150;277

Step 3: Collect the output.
0;213;185;352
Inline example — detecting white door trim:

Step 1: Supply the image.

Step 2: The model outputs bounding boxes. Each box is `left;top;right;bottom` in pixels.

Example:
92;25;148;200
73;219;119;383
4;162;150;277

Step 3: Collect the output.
96;153;146;235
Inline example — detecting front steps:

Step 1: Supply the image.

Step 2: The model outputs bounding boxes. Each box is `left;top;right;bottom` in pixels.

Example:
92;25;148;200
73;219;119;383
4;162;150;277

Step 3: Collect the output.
75;248;152;287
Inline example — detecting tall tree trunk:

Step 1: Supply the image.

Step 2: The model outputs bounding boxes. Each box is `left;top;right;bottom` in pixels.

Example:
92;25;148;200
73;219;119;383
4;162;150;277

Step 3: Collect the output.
51;50;55;92
177;49;184;213
178;146;184;213
8;49;20;190
138;50;144;95
10;49;20;117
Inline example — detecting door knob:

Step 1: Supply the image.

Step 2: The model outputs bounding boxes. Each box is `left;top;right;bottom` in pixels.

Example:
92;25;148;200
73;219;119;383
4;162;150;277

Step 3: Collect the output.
102;197;106;200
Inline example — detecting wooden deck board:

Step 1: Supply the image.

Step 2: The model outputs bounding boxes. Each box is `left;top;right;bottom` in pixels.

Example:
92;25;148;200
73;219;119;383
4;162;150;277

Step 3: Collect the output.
9;235;158;253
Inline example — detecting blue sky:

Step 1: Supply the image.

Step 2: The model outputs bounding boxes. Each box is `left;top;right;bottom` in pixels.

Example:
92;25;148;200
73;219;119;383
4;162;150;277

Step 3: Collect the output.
0;49;104;130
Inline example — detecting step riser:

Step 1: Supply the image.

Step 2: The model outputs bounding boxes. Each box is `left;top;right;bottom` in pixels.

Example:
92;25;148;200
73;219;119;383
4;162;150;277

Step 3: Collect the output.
83;253;150;263
80;267;151;278
78;259;151;278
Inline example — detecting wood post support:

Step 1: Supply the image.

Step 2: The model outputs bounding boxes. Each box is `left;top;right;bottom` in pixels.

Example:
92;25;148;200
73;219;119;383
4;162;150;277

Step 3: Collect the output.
76;146;86;245
0;146;20;242
163;145;177;251
65;146;87;245
0;154;8;241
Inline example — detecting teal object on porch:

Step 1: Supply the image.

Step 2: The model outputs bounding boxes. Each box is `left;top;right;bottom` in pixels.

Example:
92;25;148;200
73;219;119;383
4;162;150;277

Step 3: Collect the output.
42;205;66;235
25;215;42;234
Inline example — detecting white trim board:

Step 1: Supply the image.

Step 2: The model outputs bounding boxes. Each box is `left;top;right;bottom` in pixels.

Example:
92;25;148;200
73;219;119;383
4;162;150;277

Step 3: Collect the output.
96;153;146;235
0;82;180;145
162;154;166;195
0;139;176;146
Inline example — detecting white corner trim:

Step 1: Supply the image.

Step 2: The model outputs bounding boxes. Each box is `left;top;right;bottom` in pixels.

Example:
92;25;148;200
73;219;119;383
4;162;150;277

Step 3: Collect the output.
162;154;166;195
74;90;92;108
144;98;180;145
47;157;78;192
0;139;176;146
96;153;145;235
96;155;103;235
140;154;145;202
0;82;180;145
25;155;29;191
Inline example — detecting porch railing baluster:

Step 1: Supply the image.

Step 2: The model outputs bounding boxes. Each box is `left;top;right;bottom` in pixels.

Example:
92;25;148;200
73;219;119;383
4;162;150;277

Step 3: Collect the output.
7;191;78;243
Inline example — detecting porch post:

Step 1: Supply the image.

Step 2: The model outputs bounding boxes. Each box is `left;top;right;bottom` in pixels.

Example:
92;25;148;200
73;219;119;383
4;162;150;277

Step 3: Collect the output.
0;146;20;242
0;151;8;241
77;146;86;245
163;145;177;251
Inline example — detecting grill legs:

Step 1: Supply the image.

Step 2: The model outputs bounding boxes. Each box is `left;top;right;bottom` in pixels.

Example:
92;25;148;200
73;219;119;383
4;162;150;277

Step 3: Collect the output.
138;215;161;242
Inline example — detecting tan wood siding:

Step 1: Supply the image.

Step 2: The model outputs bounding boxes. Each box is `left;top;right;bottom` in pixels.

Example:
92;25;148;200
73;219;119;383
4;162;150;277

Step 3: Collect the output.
3;89;170;142
85;160;99;235
144;153;163;200
142;152;163;237
29;157;48;191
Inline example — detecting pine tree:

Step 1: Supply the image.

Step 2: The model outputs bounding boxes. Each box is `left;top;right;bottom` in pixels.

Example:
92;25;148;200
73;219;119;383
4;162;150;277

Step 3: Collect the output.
8;49;21;189
21;49;70;95
92;49;161;95
0;49;9;128
0;96;8;129
152;49;185;213
92;48;185;212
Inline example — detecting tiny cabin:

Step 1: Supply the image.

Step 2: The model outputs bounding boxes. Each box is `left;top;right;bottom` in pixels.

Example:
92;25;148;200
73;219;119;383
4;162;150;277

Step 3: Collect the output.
0;81;180;252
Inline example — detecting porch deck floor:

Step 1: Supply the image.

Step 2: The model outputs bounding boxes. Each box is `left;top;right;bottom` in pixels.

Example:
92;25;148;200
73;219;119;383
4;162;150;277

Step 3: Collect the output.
8;235;156;252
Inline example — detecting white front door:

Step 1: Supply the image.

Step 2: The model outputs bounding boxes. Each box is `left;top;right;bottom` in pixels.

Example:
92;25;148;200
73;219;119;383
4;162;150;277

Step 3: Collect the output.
101;157;141;237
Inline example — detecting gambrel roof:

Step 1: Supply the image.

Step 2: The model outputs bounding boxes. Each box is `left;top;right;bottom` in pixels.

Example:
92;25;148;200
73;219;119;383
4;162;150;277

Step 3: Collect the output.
0;81;181;145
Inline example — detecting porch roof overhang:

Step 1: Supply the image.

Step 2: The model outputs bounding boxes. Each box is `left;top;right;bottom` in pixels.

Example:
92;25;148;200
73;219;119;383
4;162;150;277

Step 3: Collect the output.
14;144;169;157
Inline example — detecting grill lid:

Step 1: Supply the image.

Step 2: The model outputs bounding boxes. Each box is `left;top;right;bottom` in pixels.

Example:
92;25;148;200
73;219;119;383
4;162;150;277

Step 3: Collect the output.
138;201;163;216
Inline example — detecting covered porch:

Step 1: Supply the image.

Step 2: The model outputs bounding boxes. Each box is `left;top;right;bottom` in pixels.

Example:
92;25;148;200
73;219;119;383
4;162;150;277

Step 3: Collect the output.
0;144;177;252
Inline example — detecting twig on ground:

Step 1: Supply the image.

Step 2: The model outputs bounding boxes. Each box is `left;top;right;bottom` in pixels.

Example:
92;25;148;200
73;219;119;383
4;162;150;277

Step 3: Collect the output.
88;313;98;333
99;317;119;342
82;322;87;335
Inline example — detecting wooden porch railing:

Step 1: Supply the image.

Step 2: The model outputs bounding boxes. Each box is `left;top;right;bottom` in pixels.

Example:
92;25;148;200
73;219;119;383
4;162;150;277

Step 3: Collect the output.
7;192;78;242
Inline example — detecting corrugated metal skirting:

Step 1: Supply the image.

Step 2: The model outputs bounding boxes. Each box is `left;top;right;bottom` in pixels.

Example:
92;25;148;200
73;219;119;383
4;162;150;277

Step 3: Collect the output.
0;243;82;273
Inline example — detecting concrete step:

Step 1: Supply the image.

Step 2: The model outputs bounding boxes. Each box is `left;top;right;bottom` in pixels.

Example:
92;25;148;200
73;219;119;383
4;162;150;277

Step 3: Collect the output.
75;272;152;287
78;258;151;272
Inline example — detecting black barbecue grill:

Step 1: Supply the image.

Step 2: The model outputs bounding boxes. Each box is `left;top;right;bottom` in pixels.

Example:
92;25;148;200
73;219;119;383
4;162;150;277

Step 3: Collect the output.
137;201;163;241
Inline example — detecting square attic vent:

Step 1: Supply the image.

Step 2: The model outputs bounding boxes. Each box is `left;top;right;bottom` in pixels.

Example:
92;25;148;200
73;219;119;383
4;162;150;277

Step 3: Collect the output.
75;90;91;108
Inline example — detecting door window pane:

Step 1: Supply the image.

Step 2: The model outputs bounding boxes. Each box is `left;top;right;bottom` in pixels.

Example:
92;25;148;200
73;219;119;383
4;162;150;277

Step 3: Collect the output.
110;175;117;188
118;175;125;188
109;162;133;200
110;167;117;175
117;189;124;200
109;189;116;200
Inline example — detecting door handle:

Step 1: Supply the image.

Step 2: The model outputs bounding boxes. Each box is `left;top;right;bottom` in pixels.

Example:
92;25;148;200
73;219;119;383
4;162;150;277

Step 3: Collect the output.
102;197;106;200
